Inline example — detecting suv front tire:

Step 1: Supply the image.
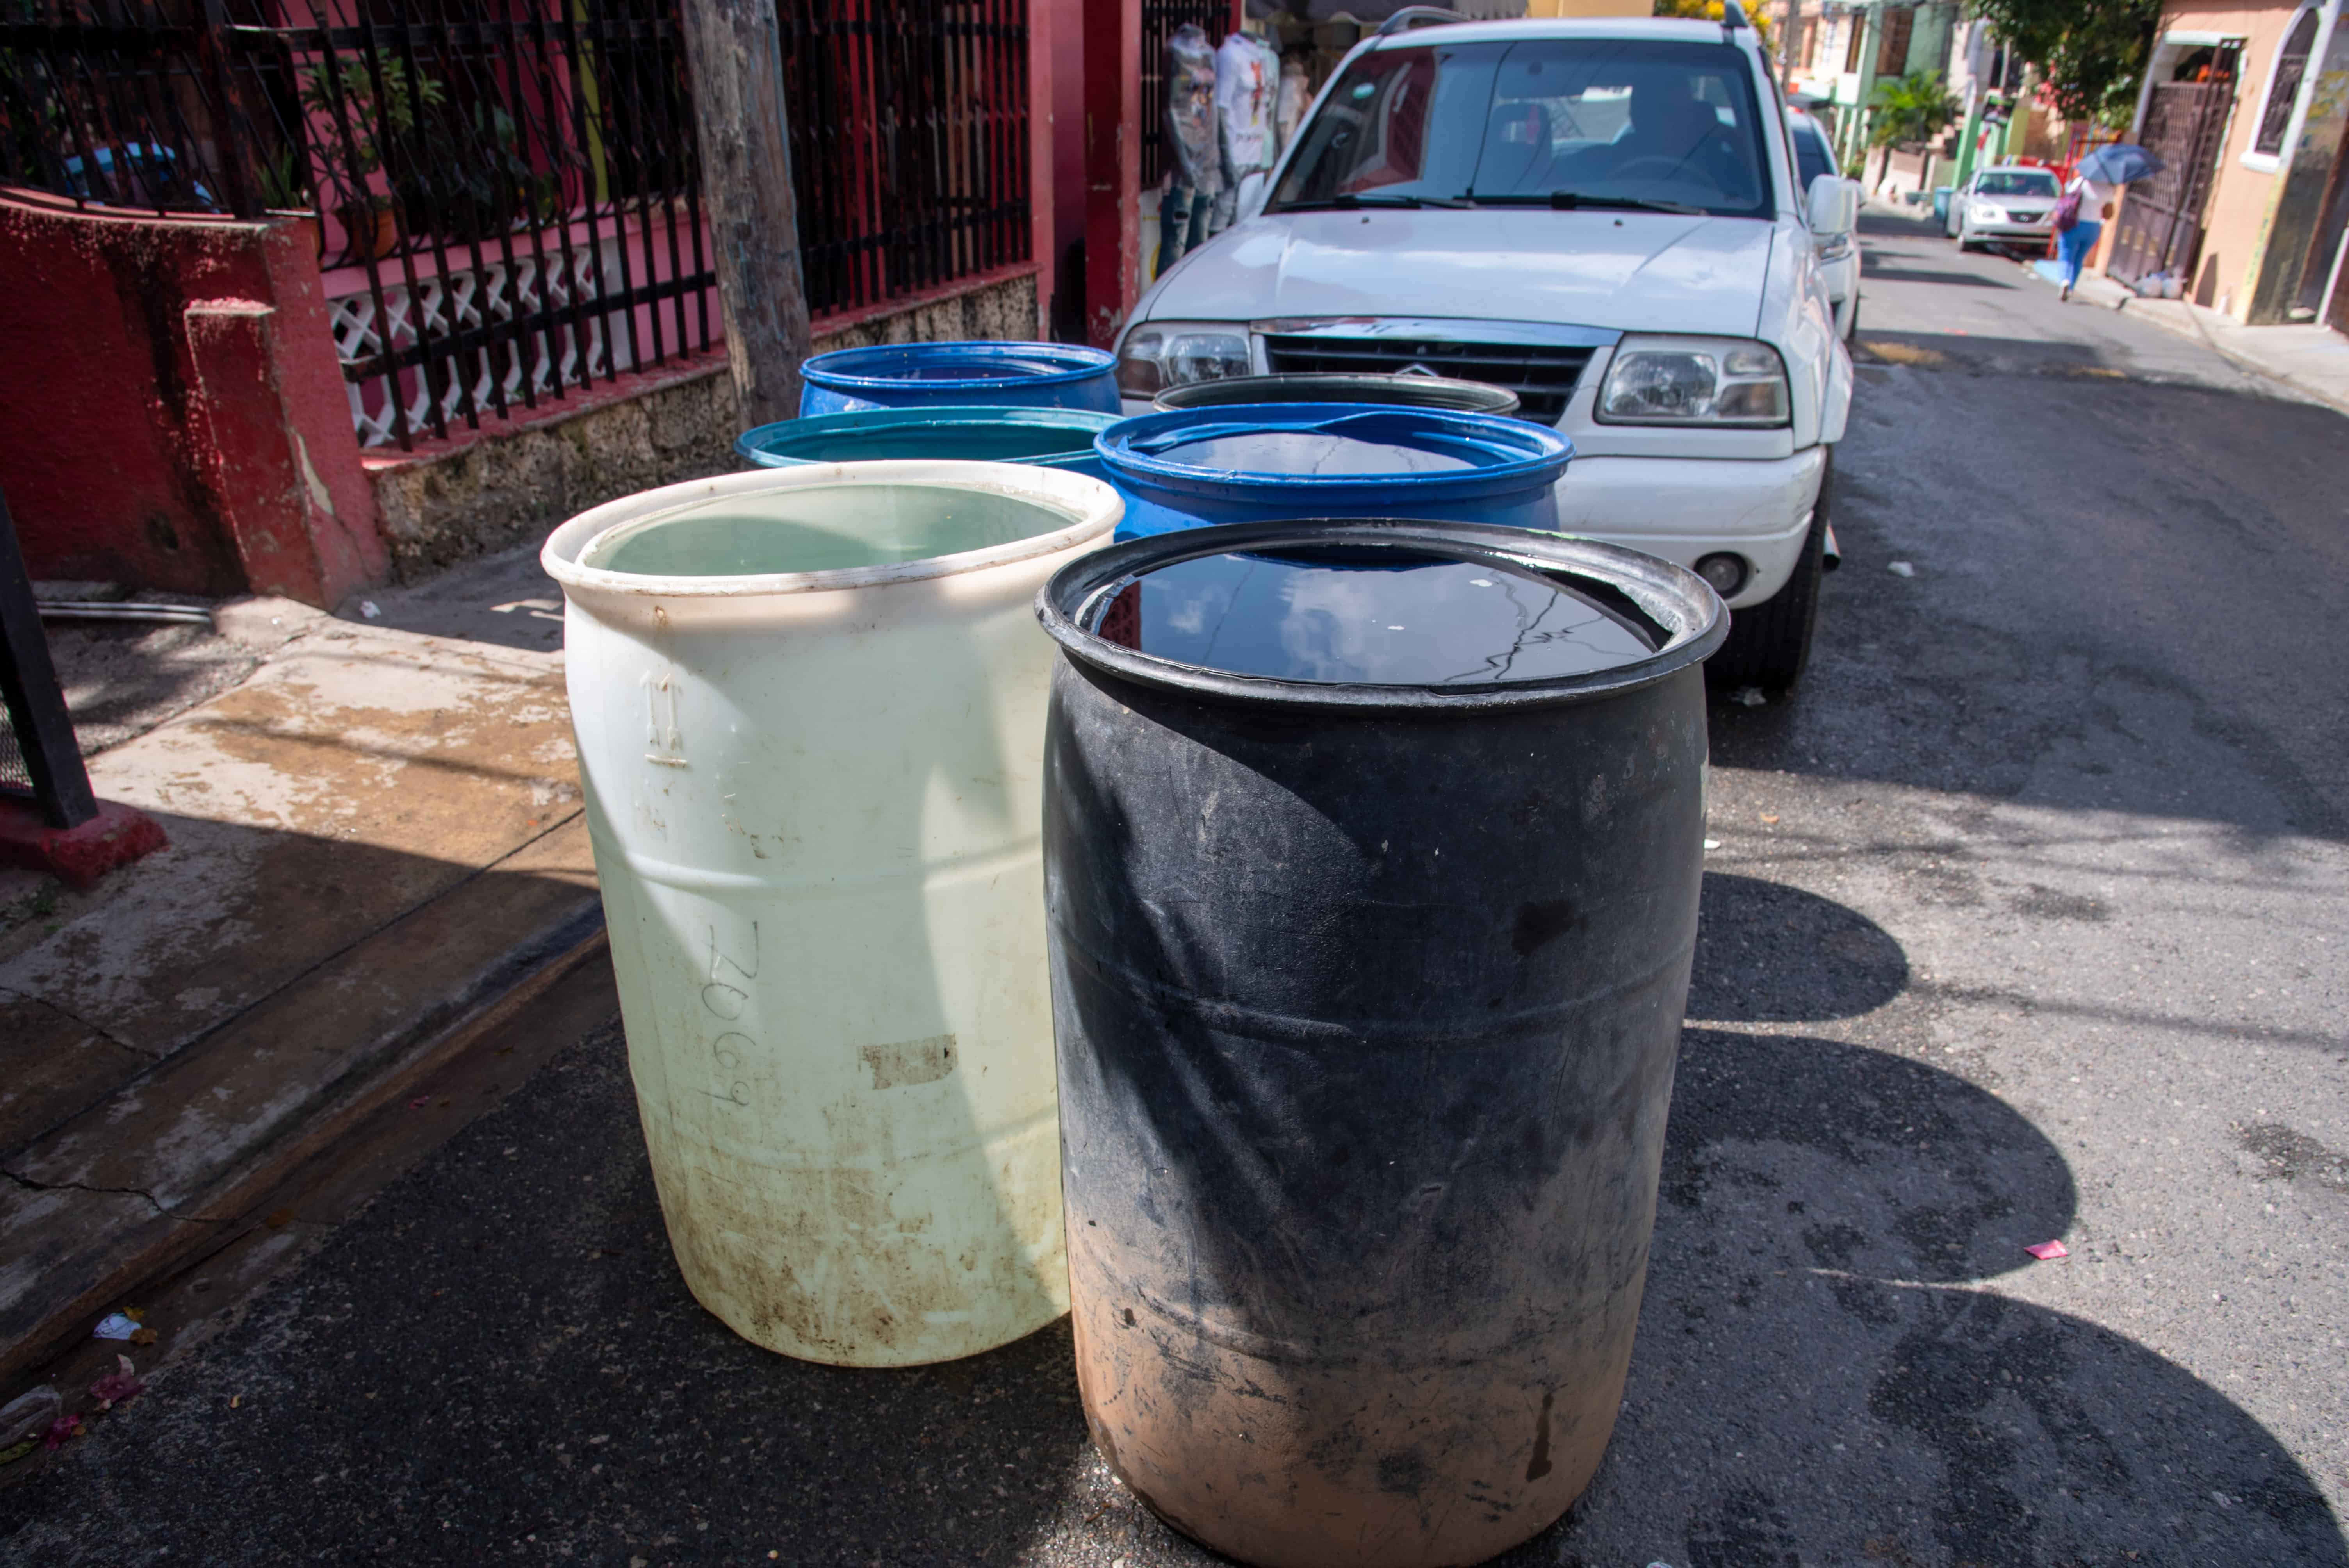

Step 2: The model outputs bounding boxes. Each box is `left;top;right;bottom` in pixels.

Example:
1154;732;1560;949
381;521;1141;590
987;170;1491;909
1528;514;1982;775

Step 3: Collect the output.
1707;452;1831;697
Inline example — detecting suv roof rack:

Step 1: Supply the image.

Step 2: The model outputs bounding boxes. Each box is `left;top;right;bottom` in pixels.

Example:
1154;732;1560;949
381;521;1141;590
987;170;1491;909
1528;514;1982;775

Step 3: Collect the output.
1376;7;1466;36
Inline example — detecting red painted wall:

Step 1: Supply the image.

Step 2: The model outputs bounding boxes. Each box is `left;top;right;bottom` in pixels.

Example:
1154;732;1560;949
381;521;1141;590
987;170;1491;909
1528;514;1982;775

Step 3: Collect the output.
1046;0;1087;337
1083;0;1144;347
0;196;385;606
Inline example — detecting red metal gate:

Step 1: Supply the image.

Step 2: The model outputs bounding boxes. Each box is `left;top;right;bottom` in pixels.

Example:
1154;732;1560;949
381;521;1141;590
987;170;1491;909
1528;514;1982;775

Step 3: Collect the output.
2107;80;2232;287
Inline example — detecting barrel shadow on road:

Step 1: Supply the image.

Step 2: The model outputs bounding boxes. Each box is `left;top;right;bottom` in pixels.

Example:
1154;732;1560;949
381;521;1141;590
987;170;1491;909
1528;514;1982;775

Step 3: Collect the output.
1536;1017;2349;1568
1524;875;2347;1567
1685;873;1908;1023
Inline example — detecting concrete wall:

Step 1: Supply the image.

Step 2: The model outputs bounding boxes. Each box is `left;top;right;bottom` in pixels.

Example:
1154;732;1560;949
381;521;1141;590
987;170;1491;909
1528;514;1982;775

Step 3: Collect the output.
0;197;386;607
363;265;1041;583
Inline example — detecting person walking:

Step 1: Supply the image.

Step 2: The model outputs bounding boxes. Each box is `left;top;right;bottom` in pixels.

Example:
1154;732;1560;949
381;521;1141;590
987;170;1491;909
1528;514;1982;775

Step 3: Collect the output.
2055;167;2117;301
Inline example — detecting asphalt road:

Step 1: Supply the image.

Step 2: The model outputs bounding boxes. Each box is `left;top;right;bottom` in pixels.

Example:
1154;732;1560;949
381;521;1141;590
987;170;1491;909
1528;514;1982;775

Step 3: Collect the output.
4;208;2345;1568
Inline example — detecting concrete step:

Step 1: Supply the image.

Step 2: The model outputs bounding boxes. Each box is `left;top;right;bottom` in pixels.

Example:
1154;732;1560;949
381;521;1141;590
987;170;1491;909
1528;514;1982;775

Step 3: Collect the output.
0;612;603;1383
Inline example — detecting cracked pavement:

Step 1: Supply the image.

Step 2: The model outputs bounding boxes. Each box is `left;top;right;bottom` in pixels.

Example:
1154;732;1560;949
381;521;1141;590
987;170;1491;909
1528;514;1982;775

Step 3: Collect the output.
1;210;2344;1566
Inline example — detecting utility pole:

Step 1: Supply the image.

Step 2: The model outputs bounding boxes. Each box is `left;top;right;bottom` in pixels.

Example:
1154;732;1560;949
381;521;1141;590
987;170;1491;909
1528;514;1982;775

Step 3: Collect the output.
1780;0;1798;88
678;0;813;429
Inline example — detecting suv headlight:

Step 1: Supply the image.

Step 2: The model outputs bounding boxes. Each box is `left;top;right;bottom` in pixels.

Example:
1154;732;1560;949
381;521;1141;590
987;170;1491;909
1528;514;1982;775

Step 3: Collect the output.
1116;322;1252;397
1596;337;1790;427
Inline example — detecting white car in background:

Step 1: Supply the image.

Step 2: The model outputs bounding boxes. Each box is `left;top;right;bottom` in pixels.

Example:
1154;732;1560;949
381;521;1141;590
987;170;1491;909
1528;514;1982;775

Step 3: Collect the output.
1946;164;2062;251
1788;105;1861;339
1114;9;1857;694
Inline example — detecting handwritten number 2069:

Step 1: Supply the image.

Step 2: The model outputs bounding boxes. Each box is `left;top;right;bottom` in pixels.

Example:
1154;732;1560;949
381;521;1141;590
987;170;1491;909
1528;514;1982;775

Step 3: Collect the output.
701;921;757;1108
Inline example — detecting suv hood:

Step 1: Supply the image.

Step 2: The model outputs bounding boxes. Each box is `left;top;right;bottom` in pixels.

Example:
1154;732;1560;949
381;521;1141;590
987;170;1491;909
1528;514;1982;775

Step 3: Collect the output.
1145;208;1775;337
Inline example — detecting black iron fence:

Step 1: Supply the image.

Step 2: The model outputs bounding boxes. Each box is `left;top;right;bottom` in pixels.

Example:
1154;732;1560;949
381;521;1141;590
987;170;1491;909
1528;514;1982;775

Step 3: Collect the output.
0;487;97;832
780;0;1033;319
0;0;717;449
1;0;1032;451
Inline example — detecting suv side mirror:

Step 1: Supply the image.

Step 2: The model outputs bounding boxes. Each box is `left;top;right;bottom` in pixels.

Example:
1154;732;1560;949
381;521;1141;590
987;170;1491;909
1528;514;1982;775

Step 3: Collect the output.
1807;172;1858;236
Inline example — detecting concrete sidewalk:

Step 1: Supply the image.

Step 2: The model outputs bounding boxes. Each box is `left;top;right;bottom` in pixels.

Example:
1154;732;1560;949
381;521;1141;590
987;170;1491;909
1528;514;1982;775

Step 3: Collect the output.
2023;257;2349;417
0;553;601;1384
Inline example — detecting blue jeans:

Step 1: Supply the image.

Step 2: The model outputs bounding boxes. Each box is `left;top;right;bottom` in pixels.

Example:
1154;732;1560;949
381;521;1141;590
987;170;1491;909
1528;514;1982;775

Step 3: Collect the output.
1158;186;1213;277
2058;220;2102;288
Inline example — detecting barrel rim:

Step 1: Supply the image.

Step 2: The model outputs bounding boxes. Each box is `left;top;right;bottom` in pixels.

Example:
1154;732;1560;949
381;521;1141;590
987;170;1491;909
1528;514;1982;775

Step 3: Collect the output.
1151;372;1521;416
1034;518;1725;710
1093;403;1574;499
541;460;1123;599
800;340;1117;394
733;405;1121;469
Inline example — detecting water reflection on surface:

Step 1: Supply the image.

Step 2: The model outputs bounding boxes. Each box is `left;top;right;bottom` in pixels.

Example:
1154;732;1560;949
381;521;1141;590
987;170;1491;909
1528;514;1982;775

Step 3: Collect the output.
1091;546;1655;684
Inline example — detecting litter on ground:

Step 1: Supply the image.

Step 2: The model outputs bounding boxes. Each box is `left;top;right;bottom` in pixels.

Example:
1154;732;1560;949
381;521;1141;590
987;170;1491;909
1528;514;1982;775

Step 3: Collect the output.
89;1355;145;1410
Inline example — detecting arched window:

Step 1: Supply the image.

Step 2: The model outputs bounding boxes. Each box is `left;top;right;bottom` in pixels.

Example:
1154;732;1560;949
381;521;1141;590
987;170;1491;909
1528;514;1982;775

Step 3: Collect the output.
2253;7;2320;158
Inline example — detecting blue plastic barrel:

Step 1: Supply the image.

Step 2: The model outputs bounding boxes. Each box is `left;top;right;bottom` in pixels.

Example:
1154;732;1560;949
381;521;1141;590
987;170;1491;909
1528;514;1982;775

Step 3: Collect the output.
1093;404;1574;541
737;406;1119;478
799;341;1121;416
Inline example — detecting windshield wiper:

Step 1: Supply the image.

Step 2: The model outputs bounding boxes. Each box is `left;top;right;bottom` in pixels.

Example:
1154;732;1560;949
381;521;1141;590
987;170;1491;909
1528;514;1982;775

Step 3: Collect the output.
1276;191;1471;212
1467;191;1707;215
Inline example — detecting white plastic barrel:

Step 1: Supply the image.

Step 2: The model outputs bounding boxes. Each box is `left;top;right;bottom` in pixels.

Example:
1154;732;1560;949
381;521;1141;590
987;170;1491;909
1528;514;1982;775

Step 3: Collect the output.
542;461;1122;1366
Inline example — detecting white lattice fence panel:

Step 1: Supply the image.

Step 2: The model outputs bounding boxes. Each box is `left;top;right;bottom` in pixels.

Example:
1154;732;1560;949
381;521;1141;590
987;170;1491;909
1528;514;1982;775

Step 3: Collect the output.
326;238;636;447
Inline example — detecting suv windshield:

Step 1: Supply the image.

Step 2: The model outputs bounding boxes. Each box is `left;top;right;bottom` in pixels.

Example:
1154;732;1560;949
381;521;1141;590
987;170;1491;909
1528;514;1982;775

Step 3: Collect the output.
1977;170;2058;197
1270;37;1774;219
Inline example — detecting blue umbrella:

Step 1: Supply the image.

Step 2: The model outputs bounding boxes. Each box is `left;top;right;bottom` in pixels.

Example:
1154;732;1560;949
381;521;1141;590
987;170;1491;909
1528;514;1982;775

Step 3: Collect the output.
2075;143;2165;185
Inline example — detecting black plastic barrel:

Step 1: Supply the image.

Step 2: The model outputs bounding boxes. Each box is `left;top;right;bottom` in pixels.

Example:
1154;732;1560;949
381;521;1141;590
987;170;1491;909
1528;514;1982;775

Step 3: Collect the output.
1153;371;1522;417
1034;520;1725;1568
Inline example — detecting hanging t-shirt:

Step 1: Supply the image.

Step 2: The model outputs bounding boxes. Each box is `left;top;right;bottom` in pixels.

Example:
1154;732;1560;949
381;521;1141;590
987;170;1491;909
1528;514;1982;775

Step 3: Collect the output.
1216;32;1274;189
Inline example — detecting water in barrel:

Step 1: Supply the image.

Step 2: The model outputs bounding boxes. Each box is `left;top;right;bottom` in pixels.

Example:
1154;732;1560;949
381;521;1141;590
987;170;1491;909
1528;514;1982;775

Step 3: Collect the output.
1087;544;1657;685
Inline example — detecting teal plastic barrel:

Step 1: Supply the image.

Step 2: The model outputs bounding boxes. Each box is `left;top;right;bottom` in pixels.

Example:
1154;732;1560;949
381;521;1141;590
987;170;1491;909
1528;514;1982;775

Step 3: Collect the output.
737;406;1119;479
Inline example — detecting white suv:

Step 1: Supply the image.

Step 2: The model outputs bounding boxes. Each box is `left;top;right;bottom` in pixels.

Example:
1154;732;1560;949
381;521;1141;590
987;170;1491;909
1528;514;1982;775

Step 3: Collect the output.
1112;9;1856;693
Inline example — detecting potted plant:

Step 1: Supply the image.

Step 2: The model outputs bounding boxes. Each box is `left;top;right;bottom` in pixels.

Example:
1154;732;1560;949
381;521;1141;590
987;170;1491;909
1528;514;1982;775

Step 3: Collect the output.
401;100;566;244
299;55;444;262
255;145;324;258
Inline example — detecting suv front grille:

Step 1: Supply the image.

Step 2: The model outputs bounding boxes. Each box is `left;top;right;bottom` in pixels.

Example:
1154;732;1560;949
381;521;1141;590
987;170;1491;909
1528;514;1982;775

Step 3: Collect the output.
1261;334;1597;421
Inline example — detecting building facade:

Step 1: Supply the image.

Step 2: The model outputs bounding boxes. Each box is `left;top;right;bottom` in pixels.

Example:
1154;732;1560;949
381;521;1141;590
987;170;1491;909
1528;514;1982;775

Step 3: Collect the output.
2112;0;2349;326
1783;0;1960;172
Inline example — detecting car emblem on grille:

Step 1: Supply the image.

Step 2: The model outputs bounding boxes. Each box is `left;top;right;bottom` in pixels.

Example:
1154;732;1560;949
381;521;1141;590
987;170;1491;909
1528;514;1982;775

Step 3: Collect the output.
1396;363;1441;379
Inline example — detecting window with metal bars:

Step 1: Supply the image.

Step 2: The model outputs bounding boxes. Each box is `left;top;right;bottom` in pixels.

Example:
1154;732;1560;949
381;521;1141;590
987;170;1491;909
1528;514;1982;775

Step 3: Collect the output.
778;0;1035;323
1874;6;1912;77
2253;7;2318;159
